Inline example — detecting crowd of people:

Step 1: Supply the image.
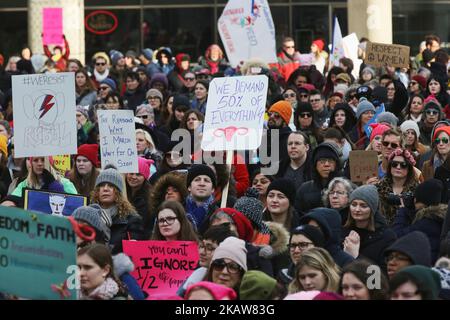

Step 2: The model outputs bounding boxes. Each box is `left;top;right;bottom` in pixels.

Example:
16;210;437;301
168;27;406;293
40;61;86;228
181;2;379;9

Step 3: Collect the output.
0;32;449;301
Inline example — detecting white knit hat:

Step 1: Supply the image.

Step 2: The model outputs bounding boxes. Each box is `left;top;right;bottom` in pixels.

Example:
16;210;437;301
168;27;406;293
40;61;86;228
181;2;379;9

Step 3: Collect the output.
211;236;248;271
400;120;420;138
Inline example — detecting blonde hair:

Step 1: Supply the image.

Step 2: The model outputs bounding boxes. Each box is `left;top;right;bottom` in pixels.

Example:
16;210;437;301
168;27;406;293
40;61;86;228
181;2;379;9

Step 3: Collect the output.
136;129;155;151
26;157;62;190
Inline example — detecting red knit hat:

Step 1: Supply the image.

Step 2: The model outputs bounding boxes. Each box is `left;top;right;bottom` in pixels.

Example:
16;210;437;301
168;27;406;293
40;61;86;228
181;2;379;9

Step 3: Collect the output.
268;100;292;125
138;156;154;180
312;39;325;51
185;281;237;300
369;123;390;142
433;126;450;141
213;208;254;242
75;144;99;168
412;75;427;89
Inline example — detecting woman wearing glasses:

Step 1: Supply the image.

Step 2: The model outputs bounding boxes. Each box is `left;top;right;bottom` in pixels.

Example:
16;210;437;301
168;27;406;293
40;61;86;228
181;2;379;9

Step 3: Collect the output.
293;102;319;149
322;177;355;225
422;126;450;184
419;98;444;146
425;76;449;118
401;94;425;123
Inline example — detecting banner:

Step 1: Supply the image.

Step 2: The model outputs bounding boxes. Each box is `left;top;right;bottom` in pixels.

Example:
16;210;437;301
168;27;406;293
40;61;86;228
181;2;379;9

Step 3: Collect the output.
123;240;199;298
43;8;63;46
329;16;345;69
52;155;71;176
12;73;77;158
218;0;277;68
0;206;77;300
24;189;88;217
365;42;410;69
342;33;363;80
201;75;268;151
97;110;138;173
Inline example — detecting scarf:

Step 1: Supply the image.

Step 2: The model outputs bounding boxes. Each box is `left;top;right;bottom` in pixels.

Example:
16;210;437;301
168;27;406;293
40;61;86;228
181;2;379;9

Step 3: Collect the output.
80;277;119;300
94;68;109;82
185;194;214;230
433;153;445;170
409;113;422;123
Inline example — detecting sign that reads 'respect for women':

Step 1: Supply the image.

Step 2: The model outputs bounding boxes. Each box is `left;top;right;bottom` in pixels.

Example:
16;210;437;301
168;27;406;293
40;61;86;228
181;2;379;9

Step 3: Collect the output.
97;110;138;173
201;75;268;151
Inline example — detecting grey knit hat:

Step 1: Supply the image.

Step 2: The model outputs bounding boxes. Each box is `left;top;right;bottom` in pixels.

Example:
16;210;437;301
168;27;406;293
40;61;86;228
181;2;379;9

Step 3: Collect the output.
349;185;379;214
146;88;163;101
95;167;124;192
211;236;248;271
72;204;103;233
356;97;376;119
377;111;398;127
234;188;270;234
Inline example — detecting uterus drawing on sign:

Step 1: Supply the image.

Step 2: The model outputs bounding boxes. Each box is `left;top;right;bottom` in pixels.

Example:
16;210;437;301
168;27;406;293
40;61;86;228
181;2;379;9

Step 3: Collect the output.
213;126;248;141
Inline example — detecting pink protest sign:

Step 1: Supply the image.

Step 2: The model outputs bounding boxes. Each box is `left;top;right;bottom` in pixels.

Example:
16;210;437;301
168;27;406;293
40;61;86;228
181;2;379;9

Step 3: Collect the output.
43;8;63;46
123;240;199;298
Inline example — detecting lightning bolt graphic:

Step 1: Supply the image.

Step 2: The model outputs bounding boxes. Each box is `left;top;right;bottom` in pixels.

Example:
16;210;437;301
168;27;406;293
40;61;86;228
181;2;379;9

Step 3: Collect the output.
39;94;55;119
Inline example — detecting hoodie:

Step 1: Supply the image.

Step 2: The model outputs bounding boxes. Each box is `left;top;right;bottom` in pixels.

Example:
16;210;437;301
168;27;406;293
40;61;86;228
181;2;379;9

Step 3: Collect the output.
383;231;431;267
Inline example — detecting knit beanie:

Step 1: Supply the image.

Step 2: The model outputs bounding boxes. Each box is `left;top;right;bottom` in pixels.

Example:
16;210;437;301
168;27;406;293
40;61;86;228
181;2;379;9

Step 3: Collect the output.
72;204;103;234
369;123;390;142
138;157;154;180
269;100;292;125
296;102;313;114
173;94;190;109
371;86;388;104
284;290;321;300
141;48;154;61
75;144;99;168
213;208;254;242
95;167;124;192
110;50;124;65
400;120;420;138
239;271;277;300
349;185;379;214
433;125;450;141
312;142;340;165
100;78;117;91
292;225;325;248
362;66;376;78
266;178;296;205
0;135;7;158
211;236;248;271
356;97;376;119
186;164;216;188
313;292;345;300
146;88;163;101
412;75;427;89
377;111;398;127
149;73;169;89
414;178;443;206
76;105;89;119
396;266;441;300
312;39;325;51
356;85;372;101
233;188;270;234
185;281;237;300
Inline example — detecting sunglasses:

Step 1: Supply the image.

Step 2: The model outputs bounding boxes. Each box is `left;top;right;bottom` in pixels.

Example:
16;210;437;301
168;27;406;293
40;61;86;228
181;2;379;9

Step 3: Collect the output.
310;99;321;103
382;141;399;149
148;96;160;100
268;112;281;119
288;242;314;250
96;62;106;66
426;109;439;116
435;137;450;145
283;93;296;98
184;77;195;81
409;81;418;86
211;259;242;274
284;46;295;49
299;112;312;118
299;94;309;98
137;115;149;119
391;160;408;169
98;86;109;91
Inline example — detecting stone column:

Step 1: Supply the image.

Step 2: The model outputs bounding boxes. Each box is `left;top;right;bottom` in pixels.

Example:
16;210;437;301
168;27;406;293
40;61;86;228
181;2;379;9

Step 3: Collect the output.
28;0;85;64
347;0;392;44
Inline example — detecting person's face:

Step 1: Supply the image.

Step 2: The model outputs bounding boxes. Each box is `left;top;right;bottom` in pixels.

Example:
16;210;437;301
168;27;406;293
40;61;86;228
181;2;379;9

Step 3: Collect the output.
76;72;87;87
152;81;165;93
117;57;126;67
387;84;395;100
165;185;182;202
329;96;342;110
0;125;9;138
198;239;218;267
126;172;145;189
165;151;183;168
425;108;439;124
138;71;148;83
268;111;284;129
289;234;314;264
184;73;196;88
54;48;62;56
298;266;327;291
287;133;308;161
158;208;181;240
348;92;358;107
160;53;169;65
361;110;375;125
195;84;208;100
298;111;313;128
429;40;440;53
189;175;215;200
148;96;161;109
22;48;31;60
98;85;111;99
78;253;110;294
98;183;117;207
316;158;336;179
68;61;79;73
266;190;290;215
428;79;441;95
386;251;412;278
211;258;242;289
295;76;307;88
136;133;150;153
435;131;450;157
166;96;174;114
334;110;346;128
95;58;108;73
187;288;215;300
381;134;401;159
174;108;186;122
342;272;370;300
403;129;416;146
380;78;391;87
126;77;139;91
283;89;297;105
299;92;309;103
210;216;238;235
408;80;420;94
328;183;349;209
76;156;93;176
410;97;423;114
391;281;421;300
372;136;382;152
106;96;120;110
310;95;325;112
252;173;271;197
49;195;66;216
390;155;409;179
210;47;220;61
125;56;134;67
283;41;295;56
311;43;319;54
362;71;373;82
187;113;200;131
32;157;45;175
180;60;189;70
350;199;372;225
136;110;153;127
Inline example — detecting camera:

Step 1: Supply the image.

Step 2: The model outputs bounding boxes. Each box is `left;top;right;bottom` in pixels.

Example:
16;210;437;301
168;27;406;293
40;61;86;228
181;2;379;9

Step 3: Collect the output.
386;191;415;208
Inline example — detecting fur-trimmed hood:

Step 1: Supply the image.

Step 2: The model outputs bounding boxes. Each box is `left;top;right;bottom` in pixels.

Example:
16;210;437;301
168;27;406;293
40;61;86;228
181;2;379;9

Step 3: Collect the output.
113;253;134;277
149;171;188;215
414;204;448;224
266;221;289;256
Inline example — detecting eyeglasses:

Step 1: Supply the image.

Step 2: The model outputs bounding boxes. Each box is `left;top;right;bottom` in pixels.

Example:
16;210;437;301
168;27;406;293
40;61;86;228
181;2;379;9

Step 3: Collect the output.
310;99;321;103
198;241;217;253
268;112;281;119
435;137;450;145
299;112;312;119
283;93;296;99
96;62;106;66
148;96;159;100
284;46;295;49
391;161;408;169
137;115;149;119
318;158;335;165
385;253;411;264
409;81;417;86
211;259;242;274
426;109;439;116
184;77;195;81
299;94;309;98
330;190;347;197
157;216;178;225
381;141;399;149
288;242;314;250
98;86;110;91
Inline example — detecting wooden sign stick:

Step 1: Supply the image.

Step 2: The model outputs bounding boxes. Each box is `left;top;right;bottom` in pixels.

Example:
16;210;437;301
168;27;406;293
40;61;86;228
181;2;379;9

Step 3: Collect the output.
220;150;234;208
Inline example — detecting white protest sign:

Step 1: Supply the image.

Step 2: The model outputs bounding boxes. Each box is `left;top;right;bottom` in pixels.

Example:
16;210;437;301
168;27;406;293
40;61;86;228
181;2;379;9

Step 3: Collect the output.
342;33;363;80
218;0;277;68
12;73;77;158
98;110;138;173
201;75;268;151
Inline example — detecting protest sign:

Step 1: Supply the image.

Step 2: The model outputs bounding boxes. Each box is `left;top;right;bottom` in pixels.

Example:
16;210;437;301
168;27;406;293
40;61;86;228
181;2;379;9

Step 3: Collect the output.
24;189;88;217
349;150;379;182
123;240;199;297
342;33;363;80
218;0;277;68
12;73;77;158
43;8;63;46
201;75;268;151
0;206;77;300
365;42;410;69
52;155;71;176
97;110;138;173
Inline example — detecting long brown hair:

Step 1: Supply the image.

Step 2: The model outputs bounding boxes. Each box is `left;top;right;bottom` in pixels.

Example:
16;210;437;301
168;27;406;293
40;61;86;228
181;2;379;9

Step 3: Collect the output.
68;162;99;198
75;68;96;94
90;185;136;218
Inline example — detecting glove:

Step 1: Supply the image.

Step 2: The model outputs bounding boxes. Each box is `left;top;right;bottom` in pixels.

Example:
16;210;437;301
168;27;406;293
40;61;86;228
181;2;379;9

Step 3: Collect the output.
258;245;275;259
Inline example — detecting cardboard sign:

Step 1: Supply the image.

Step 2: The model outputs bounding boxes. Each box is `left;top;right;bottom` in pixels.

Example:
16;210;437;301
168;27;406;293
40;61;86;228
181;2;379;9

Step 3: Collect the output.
201;75;268;151
218;0;277;68
123;240;199;298
43;8;63;46
97;110;138;173
12;73;77;158
24;189;88;217
52;155;71;175
0;206;77;300
349;150;379;182
365;42;410;69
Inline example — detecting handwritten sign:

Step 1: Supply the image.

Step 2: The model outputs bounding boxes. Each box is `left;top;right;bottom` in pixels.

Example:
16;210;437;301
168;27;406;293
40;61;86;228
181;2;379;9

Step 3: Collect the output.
0;206;77;300
98;110;138;173
24;189;88;217
349;150;379;182
43;8;63;46
12;73;77;158
123;240;199;298
365;42;410;69
52;155;71;176
201;75;268;151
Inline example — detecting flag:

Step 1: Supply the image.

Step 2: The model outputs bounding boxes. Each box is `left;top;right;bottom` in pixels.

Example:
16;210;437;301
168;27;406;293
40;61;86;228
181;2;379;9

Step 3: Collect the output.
329;16;345;69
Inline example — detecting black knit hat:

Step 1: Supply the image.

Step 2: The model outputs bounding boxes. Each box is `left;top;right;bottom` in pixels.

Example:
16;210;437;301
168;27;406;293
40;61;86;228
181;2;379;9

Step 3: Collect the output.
187;164;216;188
173;94;190;110
291;224;325;248
384;231;431;267
312;142;340;166
415;178;444;206
266;178;296;205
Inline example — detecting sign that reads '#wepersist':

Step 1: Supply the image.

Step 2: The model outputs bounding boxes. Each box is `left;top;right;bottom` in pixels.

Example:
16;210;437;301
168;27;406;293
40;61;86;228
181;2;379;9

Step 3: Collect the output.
365;42;410;69
201;75;268;151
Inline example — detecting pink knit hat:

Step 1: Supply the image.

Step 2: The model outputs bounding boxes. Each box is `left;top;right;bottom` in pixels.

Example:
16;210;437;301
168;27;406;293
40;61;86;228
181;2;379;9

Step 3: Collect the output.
369;123;390;142
185;281;237;300
284;290;321;300
138;157;154;180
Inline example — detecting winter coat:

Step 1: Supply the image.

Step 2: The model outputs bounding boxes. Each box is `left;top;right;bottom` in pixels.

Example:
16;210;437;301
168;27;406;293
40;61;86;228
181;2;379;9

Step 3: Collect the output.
0;165;12;199
11;172;78;197
434;160;450;203
127;181;152;236
265;221;290;277
246;242;275;277
348;124;370;150
263;208;301;234
110;212;145;254
113;253;146;300
276;152;313;191
76;89;97;108
278;262;296;287
275;50;301;81
393;204;447;264
122;86;146;113
383;231;432;267
190;98;207;115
